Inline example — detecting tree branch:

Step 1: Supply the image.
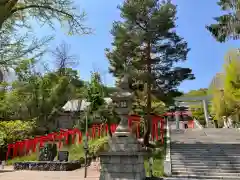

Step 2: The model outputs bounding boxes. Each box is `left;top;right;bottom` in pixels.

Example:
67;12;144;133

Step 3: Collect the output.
5;0;18;11
9;4;89;34
11;4;72;18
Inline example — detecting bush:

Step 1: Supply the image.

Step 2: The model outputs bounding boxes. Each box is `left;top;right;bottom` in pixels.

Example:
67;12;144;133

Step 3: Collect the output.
0;120;36;145
88;137;109;156
7;153;38;165
0;120;36;160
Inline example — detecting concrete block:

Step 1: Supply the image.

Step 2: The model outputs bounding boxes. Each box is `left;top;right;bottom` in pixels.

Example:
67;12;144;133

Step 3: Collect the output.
164;160;171;176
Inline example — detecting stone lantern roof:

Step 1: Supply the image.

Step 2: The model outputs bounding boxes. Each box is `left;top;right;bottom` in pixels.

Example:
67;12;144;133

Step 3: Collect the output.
117;74;130;90
111;74;133;99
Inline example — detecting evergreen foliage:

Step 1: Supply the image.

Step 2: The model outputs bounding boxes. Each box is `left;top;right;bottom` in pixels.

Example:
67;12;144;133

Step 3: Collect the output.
207;0;240;42
106;0;194;145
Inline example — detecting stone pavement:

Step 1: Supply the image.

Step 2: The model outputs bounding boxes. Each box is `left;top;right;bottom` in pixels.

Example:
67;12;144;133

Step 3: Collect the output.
0;166;100;180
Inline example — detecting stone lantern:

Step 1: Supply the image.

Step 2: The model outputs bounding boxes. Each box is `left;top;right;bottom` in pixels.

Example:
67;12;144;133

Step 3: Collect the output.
99;74;146;180
111;74;133;137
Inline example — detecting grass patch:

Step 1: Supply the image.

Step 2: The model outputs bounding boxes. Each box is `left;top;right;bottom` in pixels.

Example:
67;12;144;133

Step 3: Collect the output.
144;141;165;177
7;153;38;165
144;128;167;177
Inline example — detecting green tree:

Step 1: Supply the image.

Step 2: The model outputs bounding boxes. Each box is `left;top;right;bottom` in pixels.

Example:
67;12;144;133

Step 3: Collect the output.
206;0;240;42
0;24;52;81
0;43;84;133
211;90;228;120
0;0;89;34
78;72;119;136
131;84;166;115
106;0;194;145
210;49;240;126
184;88;208;97
183;88;208;125
86;72;105;113
223;56;240;117
0;0;90;82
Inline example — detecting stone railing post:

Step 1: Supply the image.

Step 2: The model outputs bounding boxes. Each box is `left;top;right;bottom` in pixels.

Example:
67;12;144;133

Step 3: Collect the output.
164;119;171;176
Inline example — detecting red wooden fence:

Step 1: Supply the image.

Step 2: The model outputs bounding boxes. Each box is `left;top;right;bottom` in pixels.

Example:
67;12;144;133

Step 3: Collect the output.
6;115;166;160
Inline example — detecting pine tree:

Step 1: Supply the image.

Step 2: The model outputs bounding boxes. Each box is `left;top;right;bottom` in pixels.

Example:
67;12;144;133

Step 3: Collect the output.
106;0;194;145
207;0;240;42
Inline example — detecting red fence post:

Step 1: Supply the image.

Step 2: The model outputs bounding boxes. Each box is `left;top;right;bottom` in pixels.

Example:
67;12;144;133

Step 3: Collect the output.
155;120;158;141
98;125;101;137
161;119;164;144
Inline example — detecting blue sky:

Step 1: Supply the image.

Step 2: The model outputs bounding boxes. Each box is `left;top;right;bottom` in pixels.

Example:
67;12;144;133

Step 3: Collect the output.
36;0;240;93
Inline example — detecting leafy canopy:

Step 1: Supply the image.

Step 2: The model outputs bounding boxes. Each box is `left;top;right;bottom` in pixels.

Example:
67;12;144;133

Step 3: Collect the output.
0;0;90;34
211;49;240;119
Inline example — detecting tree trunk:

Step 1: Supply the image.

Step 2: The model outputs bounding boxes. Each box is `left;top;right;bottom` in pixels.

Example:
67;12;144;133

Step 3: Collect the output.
0;0;19;29
143;42;152;146
108;125;112;137
107;120;112;137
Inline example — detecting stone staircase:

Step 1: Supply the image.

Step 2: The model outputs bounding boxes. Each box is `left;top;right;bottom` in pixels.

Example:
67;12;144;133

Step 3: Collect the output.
169;128;240;179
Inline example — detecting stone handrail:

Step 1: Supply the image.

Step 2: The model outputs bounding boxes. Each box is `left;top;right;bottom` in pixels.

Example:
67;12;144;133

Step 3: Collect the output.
163;119;171;176
194;118;203;129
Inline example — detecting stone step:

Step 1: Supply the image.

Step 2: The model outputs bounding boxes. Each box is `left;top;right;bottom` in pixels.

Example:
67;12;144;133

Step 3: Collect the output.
171;148;240;150
171;141;240;144
172;164;240;169
171;161;240;166
169;174;240;179
172;168;240;173
171;152;240;155
166;178;240;180
171;171;240;177
172;146;237;149
171;153;240;160
171;141;240;143
171;151;240;154
171;147;240;150
165;178;240;180
171;159;240;163
171;144;240;146
171;157;240;161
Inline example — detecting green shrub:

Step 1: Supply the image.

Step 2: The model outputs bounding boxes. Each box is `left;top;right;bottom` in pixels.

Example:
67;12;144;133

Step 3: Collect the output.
0;120;36;145
88;137;109;156
7;153;38;165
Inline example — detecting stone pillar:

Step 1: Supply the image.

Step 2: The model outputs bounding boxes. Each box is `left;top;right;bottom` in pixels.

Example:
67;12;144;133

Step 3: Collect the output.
99;74;146;180
223;116;227;128
202;100;209;127
100;136;146;180
175;104;180;129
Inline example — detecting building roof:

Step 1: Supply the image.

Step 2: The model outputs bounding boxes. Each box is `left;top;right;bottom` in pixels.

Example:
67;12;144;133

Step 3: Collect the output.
62;97;112;112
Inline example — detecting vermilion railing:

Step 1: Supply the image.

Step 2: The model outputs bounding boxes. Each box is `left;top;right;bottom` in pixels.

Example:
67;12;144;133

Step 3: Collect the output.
5;115;166;160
